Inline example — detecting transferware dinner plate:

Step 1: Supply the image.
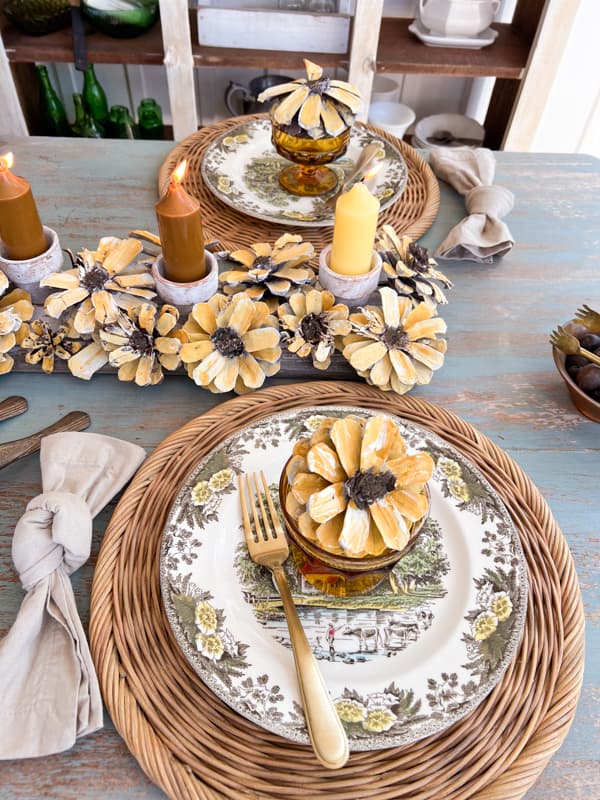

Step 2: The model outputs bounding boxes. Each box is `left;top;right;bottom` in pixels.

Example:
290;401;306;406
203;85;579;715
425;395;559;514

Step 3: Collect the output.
160;406;528;751
200;119;408;227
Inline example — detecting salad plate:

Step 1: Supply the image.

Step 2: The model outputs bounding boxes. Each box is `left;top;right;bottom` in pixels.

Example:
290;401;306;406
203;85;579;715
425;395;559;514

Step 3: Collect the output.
200;119;408;227
160;406;527;751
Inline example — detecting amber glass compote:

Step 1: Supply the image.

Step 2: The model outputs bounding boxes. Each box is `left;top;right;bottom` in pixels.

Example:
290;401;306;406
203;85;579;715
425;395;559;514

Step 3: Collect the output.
272;121;351;197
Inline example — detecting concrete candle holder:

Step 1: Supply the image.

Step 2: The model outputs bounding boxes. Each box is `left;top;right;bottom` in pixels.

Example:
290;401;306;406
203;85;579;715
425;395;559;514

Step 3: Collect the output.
318;244;382;307
152;250;219;313
0;226;63;303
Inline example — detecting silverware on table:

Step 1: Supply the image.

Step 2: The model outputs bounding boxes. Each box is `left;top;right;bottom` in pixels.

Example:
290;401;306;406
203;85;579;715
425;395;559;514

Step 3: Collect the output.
0;411;90;470
0;396;28;423
238;471;349;770
550;326;600;366
324;142;382;207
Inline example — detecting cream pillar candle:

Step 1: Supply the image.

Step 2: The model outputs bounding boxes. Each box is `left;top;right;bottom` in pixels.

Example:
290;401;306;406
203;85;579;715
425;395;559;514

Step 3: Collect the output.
329;182;380;275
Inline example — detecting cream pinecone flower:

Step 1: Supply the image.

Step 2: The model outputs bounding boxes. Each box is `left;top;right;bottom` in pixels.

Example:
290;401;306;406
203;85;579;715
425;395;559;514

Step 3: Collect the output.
0;274;34;375
180;292;281;394
42;236;155;333
342;287;447;394
278;288;351;370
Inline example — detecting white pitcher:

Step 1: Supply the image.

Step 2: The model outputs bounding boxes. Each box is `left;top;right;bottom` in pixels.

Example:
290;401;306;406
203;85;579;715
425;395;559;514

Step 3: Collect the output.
418;0;500;37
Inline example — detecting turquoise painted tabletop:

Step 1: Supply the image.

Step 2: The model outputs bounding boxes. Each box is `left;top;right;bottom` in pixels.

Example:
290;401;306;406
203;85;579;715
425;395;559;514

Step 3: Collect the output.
0;139;598;799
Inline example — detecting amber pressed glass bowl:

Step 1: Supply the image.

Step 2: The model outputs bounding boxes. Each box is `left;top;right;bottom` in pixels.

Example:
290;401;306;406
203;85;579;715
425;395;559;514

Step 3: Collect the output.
279;466;430;596
271;121;351;197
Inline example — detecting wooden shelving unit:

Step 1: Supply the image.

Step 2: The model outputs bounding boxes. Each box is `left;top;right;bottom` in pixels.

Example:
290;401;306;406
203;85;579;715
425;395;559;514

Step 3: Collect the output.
0;0;549;148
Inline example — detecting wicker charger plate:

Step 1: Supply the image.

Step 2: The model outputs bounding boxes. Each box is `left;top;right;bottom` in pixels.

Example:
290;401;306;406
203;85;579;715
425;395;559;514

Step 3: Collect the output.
157;115;440;251
90;382;584;800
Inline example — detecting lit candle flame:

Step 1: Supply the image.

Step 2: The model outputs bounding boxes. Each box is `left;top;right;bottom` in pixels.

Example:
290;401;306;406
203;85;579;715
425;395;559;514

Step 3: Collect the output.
0;152;14;171
172;160;188;185
361;161;383;184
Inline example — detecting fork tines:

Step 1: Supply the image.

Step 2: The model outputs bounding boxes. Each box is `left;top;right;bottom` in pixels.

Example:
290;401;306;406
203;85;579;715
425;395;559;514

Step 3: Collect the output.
238;471;284;545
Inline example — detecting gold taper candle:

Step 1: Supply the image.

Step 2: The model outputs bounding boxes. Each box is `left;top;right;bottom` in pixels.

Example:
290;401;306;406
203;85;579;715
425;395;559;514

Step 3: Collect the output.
0;152;47;261
330;182;380;275
155;159;206;283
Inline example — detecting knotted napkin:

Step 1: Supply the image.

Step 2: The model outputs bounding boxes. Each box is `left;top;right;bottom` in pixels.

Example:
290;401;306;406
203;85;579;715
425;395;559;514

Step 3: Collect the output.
0;432;145;760
429;147;515;263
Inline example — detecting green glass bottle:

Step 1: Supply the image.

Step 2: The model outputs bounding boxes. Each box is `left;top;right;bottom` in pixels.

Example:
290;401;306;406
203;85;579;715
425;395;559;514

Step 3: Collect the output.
137;97;164;140
108;105;138;139
71;93;103;138
36;64;70;137
82;64;109;129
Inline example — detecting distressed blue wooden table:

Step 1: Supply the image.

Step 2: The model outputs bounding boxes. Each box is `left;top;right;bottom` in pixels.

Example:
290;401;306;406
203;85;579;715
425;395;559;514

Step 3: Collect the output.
0;139;598;799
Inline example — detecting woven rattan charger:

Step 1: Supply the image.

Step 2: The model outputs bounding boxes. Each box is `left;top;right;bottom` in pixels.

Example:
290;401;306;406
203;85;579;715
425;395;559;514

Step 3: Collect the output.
90;381;584;800
157;114;440;252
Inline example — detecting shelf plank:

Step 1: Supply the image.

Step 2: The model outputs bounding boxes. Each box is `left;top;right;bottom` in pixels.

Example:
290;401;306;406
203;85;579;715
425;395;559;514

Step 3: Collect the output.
377;19;529;79
3;23;165;66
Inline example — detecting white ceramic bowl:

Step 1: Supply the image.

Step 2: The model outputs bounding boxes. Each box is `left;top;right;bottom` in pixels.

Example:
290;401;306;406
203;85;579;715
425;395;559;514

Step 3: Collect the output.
368;101;416;140
414;113;485;149
370;74;402;104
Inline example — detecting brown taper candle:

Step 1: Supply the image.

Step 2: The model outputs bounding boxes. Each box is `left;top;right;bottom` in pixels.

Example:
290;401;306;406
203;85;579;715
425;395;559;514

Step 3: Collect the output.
0;153;47;261
155;159;205;283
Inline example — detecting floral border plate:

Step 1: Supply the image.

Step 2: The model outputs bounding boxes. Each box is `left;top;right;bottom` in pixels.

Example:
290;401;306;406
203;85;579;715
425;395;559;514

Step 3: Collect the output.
200;119;408;227
160;406;528;751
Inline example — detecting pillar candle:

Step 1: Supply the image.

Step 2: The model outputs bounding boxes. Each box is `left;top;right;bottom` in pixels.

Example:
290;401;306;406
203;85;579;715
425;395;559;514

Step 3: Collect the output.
329;182;380;275
0;152;47;261
155;159;205;283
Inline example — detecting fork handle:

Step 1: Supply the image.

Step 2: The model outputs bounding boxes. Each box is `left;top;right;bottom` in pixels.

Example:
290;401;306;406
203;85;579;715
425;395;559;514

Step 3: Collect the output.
272;566;349;769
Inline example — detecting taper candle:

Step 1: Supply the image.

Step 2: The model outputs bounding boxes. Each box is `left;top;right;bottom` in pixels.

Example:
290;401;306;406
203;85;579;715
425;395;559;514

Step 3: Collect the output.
155;159;205;283
0;152;47;261
330;182;380;275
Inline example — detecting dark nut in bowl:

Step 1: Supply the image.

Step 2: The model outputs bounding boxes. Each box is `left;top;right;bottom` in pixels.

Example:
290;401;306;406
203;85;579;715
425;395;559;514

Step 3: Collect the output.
552;320;600;423
279;465;430;575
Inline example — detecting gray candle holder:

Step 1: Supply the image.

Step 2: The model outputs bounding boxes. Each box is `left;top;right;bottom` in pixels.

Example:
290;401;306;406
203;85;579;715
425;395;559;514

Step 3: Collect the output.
0;226;63;304
152;250;219;313
318;244;382;307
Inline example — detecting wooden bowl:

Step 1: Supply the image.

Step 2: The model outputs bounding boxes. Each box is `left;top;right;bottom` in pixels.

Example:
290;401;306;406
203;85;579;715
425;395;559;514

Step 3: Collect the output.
278;467;430;575
552;344;600;423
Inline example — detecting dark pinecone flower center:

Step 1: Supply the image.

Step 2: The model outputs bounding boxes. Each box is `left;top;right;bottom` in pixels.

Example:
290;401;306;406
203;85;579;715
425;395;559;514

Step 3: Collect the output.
129;329;154;356
344;468;396;510
253;255;275;273
307;77;330;95
407;243;430;271
80;264;110;293
300;312;327;345
382;325;410;351
211;326;245;358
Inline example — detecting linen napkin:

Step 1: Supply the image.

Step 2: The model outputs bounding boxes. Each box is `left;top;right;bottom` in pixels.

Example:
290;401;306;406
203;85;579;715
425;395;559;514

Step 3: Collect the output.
0;431;145;760
429;147;515;263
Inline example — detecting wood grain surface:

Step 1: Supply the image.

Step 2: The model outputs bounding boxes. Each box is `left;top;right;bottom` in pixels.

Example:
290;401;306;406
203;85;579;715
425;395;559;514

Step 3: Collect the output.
0;139;598;799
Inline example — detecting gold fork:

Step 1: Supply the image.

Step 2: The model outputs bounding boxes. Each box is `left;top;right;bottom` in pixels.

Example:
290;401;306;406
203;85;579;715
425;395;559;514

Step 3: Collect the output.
574;304;600;334
238;471;349;770
550;326;600;366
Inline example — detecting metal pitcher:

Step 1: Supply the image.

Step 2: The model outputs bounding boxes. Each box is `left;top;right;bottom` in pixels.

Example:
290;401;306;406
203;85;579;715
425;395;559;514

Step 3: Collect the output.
224;74;293;116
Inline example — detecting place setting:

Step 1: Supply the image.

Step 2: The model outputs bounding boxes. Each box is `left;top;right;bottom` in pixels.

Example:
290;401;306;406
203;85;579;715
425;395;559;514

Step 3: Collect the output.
0;44;590;800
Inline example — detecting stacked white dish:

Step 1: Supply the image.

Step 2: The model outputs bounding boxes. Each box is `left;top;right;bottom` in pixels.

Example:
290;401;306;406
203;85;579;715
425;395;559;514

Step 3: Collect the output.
413;113;485;150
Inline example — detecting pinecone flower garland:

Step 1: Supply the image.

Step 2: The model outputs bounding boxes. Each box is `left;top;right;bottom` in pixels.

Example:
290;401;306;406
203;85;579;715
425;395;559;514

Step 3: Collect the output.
220;234;315;309
99;304;184;386
257;59;362;139
180;292;281;394
41;236;155;333
342;287;447;394
378;225;453;307
21;319;82;373
285;414;433;557
0;276;34;375
278;288;351;370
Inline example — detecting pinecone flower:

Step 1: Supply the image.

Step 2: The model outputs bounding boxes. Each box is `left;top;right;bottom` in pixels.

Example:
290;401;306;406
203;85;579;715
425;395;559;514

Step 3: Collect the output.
342;287;447;394
285;414;433;557
258;59;362;139
180;292;281;394
220;233;315;310
21;319;83;373
99;304;184;386
0;276;34;375
378;225;453;306
41;236;155;333
278;288;351;370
